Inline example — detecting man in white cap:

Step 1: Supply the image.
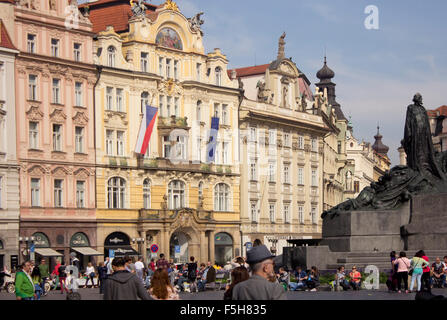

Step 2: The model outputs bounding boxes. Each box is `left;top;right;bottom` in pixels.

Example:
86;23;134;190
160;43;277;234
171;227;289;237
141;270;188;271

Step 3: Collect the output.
232;245;286;300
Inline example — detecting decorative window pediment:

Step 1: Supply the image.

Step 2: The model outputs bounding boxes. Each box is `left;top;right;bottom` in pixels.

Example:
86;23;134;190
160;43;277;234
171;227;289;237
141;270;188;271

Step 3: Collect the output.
50;108;67;123
26;106;44;121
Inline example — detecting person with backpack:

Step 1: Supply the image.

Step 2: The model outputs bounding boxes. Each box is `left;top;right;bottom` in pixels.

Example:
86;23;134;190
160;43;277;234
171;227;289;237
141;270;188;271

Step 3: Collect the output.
392;251;411;293
410;251;431;292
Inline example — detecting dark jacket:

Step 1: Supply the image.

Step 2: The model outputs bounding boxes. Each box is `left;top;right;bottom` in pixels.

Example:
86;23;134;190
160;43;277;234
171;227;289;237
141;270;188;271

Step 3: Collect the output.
104;270;152;300
206;266;216;283
98;266;108;279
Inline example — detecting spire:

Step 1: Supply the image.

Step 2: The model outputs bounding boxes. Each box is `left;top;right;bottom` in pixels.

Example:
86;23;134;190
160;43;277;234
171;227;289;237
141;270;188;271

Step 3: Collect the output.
372;124;389;155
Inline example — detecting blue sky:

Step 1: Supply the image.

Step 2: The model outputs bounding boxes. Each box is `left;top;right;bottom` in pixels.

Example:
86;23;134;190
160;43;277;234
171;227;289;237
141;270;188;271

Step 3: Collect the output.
81;0;447;165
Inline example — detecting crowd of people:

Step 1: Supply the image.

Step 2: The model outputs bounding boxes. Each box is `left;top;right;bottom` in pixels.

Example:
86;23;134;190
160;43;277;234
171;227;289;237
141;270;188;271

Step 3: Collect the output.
8;244;447;300
387;251;447;293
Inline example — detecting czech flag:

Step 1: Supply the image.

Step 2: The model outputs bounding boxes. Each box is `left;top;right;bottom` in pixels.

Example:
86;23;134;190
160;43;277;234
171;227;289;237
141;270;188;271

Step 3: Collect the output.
135;105;158;155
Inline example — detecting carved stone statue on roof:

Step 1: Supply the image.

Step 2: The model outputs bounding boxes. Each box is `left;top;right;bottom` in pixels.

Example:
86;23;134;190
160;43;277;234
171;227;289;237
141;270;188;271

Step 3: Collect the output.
277;32;286;60
189;12;204;36
130;0;146;17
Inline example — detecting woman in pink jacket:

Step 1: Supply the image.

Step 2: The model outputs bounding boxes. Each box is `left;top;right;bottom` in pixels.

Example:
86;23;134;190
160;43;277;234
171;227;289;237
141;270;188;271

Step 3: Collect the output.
392;251;411;293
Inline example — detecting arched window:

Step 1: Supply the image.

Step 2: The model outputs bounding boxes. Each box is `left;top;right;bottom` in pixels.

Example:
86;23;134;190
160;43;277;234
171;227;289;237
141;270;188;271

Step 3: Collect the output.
107;46;116;67
108;177;126;209
214;183;230;212
215;67;222;86
141;92;149;114
143;179;151;209
196;100;202;122
168;180;185;210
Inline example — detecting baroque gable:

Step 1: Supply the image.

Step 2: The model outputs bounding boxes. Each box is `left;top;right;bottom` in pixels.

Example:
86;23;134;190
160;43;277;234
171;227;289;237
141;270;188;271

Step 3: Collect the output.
50;108;67;123
73;111;89;126
26;106;44;121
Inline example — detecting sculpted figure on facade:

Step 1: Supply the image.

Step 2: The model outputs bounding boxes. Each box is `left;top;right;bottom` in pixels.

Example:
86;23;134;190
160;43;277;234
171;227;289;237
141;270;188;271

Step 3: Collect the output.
188;12;204;35
130;0;146;17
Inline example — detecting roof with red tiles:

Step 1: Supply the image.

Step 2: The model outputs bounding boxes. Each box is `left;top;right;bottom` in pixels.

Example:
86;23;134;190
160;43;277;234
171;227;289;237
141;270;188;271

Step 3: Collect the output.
227;64;270;78
0;0;15;4
428;105;447;117
79;0;159;34
0;19;16;50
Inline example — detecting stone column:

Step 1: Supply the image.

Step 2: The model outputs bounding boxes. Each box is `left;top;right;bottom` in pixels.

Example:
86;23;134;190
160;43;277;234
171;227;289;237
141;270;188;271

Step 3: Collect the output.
141;230;147;263
200;231;207;263
163;229;170;259
208;230;215;263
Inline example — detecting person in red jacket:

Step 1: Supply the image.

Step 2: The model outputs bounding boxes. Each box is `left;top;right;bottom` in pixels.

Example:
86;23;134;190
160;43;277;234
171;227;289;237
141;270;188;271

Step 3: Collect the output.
419;250;431;292
51;260;61;291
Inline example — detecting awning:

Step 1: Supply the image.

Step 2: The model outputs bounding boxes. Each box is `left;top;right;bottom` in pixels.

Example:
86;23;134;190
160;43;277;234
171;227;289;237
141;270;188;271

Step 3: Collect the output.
35;248;63;257
107;246;139;257
72;247;103;256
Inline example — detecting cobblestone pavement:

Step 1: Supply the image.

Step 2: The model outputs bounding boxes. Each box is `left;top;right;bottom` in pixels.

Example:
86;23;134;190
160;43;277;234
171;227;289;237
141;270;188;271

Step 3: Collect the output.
1;287;445;300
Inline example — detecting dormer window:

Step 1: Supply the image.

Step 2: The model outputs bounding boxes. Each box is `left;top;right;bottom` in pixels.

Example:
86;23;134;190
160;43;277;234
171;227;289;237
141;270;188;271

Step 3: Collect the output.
107;46;116;67
215;67;222;86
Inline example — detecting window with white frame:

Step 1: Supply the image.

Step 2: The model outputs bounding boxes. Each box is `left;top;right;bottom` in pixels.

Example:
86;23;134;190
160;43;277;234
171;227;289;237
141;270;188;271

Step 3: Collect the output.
29;122;39;149
311;137;318;152
174;97;179;117
106;87;113;110
140;52;148;72
166;96;172;117
76;181;85;208
52;124;62;151
27;34;36;53
213;103;220;118
214;183;230;212
143;179;151;209
198;181;203;200
284;132;291;147
298;167;304;185
54;179;63;207
311;169;318;187
283;163;290;184
311;207;317;224
107;46;116;67
116;131;124;156
196;137;202;162
251;201;258;222
222;104;228;125
174;135;187;160
31;178;40;207
106;130;113;156
268;161;276;182
163;135;171;158
52;78;60;104
196;63;201;81
174;60;179;80
284;203;290;223
196;101;202;122
159;95;165;117
215;67;222;86
51;38;59;57
75;126;84;153
298;206;304;224
29;75;37;100
249;127;257;142
250;159;257;181
108;177;126;209
166;58;171;78
222;142;229;164
168;180;185;210
74;43;82;62
298;135;304;149
269;129;276;145
159;57;164;76
269;203;275;223
141;92;149;114
75;82;83;106
116;88;123;112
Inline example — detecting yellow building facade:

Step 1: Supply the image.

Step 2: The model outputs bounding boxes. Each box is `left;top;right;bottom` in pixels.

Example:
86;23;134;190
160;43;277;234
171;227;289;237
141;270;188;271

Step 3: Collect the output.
87;1;241;265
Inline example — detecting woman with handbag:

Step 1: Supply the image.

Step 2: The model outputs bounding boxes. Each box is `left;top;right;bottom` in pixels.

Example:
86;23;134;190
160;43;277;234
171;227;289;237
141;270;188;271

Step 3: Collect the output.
392;251;411;293
410;252;430;292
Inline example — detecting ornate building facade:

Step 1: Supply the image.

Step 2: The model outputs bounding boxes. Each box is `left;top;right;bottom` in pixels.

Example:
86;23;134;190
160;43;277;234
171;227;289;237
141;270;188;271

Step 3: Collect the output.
232;35;334;254
0;17;20;271
83;0;241;264
12;0;98;268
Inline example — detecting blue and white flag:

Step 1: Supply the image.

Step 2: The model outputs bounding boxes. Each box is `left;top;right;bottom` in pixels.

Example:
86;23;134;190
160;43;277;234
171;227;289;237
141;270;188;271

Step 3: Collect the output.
206;117;220;163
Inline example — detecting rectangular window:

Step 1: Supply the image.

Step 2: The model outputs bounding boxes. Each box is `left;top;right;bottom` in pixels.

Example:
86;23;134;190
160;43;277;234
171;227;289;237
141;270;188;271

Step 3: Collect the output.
197;138;202;162
174;97;179;117
284;132;291;147
269;203;275;223
213;103;220;118
312;207;317;224
163;136;171;158
27;34;36;53
196;63;201;81
223;142;229;164
159;95;165;117
269;129;276;145
75;82;83;106
311;138;318;152
298;206;304;224
31;178;40;207
76;181;85;208
250;159;257;181
29;122;39;149
311;169;318;187
52;124;62;151
250;127;257;142
166;96;172;117
51;38;59;57
298;167;304;185
159;57;164;76
106;87;113;110
174;60;179;80
106;130;113;156
298;135;304;149
116;88;123;112
284;204;290;223
52;78;60;104
75;127;84;153
283;163;290;184
141;52;148;72
74;43;81;62
166;58;171;78
176;135;187;160
222;104;228;125
268;161;276;182
251;202;258;222
116;131;124;156
54;179;63;207
29;75;37;100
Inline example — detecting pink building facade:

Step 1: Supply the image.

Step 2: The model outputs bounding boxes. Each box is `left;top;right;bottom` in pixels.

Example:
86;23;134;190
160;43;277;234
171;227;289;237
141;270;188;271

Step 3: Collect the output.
11;0;98;268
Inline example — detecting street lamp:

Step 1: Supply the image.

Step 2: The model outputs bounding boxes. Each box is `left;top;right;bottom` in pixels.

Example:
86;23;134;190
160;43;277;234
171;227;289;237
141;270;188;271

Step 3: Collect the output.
132;237;145;256
19;236;36;263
